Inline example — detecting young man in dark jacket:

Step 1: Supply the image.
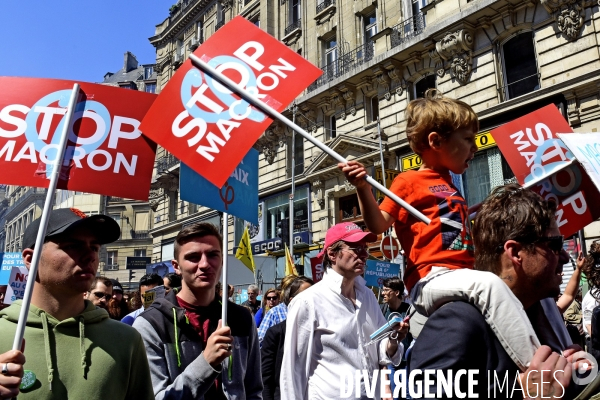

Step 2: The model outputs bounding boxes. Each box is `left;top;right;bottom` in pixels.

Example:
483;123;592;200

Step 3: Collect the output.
133;222;262;400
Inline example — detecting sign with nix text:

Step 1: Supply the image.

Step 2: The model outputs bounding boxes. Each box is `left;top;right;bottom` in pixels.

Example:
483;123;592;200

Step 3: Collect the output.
0;77;157;200
180;148;259;224
491;105;600;237
6;266;28;305
140;16;322;188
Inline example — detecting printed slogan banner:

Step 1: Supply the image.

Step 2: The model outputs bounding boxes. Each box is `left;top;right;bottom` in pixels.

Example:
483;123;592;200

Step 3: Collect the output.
0;77;157;200
180;148;259;224
491;105;600;237
310;256;323;283
558;133;600;194
0;252;25;285
140;16;322;188
6;266;28;305
364;260;400;287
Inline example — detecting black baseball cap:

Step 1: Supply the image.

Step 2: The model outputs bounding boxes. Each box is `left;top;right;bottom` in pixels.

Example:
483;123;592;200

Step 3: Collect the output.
22;208;121;250
111;279;124;293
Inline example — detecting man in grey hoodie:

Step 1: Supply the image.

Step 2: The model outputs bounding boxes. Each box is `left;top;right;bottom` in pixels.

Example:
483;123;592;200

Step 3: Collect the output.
133;222;262;400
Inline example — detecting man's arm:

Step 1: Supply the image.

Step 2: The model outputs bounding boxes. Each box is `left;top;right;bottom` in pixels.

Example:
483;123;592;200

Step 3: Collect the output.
133;316;221;400
243;316;264;400
280;298;315;400
261;325;279;400
125;332;156;400
557;254;583;313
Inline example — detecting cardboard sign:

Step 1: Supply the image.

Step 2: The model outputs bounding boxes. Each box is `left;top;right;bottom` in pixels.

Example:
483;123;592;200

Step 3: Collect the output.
364;260;400;287
180;148;259;224
140;16;322;188
0;252;25;285
0;77;157;200
142;285;166;309
557;133;600;193
310;256;323;283
5;266;28;305
491;105;600;237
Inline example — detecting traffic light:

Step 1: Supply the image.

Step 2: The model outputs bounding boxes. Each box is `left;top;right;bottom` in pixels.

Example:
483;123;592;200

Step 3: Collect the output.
129;270;136;283
277;218;290;245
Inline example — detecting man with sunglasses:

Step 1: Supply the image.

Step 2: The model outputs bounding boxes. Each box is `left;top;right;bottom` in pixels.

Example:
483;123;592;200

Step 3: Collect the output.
281;222;409;400
410;185;580;398
84;276;113;310
0;208;153;399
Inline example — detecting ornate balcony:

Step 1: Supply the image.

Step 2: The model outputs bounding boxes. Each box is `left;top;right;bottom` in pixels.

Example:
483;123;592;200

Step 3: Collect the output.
316;0;334;14
285;19;302;35
307;41;374;92
390;12;425;49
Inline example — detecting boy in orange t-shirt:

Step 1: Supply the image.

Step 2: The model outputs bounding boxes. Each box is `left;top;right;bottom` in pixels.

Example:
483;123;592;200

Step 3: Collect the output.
340;90;539;370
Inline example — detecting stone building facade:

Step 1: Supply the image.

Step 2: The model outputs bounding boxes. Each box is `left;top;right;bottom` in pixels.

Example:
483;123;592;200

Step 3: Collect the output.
149;0;600;279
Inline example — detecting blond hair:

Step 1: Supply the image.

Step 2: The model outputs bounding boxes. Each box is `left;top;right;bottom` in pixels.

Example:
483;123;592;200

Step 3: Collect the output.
406;89;479;155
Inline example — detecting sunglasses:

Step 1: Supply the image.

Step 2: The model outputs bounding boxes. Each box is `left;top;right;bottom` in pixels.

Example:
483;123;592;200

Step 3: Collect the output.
92;292;112;301
497;235;564;254
342;245;369;256
266;296;278;301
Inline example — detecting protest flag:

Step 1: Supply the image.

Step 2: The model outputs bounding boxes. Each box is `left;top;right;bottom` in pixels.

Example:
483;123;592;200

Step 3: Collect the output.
284;244;298;276
235;226;255;273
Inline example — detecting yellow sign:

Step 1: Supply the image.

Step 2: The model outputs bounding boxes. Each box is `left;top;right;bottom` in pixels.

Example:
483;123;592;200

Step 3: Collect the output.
400;131;496;171
374;167;401;200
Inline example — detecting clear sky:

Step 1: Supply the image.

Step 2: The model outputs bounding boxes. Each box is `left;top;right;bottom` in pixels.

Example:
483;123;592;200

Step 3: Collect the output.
0;0;173;83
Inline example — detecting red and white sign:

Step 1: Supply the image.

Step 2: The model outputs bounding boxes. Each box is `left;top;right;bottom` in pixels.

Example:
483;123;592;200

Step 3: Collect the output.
380;235;401;260
140;16;322;188
310;256;323;283
0;77;157;200
491;104;600;237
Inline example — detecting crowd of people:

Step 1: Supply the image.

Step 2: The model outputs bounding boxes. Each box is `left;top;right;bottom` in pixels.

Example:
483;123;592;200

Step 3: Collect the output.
1;90;600;399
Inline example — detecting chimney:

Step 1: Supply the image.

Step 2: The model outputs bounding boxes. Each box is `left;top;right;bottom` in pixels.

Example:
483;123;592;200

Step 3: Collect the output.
123;52;139;73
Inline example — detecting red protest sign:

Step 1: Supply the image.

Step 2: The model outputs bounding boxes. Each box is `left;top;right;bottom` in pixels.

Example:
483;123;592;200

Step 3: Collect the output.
310;256;324;283
140;16;322;188
491;104;600;237
0;77;157;200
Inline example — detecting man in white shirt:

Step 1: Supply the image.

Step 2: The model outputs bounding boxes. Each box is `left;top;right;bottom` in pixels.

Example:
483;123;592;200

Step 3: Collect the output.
280;222;408;400
582;290;600;339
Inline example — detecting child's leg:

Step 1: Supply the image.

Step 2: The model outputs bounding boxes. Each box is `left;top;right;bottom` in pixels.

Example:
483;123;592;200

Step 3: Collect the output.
411;268;540;370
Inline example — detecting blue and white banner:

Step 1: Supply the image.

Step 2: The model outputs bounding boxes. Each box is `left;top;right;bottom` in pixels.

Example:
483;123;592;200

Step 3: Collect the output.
364;260;400;287
0;253;25;285
180;148;259;224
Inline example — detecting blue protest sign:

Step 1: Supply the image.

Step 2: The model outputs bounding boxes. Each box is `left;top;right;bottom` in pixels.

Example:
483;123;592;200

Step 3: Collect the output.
364;260;400;287
180;148;259;225
0;253;26;285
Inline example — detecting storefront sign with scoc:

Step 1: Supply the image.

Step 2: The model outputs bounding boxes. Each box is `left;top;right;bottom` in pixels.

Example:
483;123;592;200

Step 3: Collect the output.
251;231;310;255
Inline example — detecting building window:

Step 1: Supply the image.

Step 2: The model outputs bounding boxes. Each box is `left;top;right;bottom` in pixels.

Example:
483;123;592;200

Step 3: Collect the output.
144;66;154;80
363;11;377;42
107;251;118;267
501;32;540;100
324;114;337;140
145;83;156;94
462;148;515;206
134;212;149;233
250;15;260;27
413;74;436;99
161;241;174;262
168;191;178;222
109;213;121;230
367;96;379;123
265;187;309;239
197;21;204;41
134;249;147;257
339;194;361;221
290;0;301;23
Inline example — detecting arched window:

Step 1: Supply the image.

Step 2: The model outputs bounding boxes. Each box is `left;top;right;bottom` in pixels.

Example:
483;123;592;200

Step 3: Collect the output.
413;74;436;99
501;31;540;100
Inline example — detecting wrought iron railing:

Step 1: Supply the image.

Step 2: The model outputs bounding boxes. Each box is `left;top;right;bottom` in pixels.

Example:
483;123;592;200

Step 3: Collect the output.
285;19;302;35
131;230;149;239
105;264;119;271
390;12;425;48
156;153;179;173
307;41;374;92
316;0;334;14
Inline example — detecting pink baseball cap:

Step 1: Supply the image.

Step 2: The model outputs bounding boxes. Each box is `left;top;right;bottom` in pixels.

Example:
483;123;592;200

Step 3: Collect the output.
317;222;377;259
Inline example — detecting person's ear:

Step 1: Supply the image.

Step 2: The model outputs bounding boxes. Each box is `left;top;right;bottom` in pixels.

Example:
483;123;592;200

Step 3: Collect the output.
171;259;180;274
22;248;34;270
428;132;443;150
504;240;523;268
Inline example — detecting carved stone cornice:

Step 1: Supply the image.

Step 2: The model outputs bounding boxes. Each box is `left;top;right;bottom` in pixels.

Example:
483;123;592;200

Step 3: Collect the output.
381;60;407;98
372;65;391;100
337;83;357;119
254;123;285;164
317;96;333;115
540;0;584;41
433;29;474;85
357;76;377;97
298;103;318;132
311;179;325;209
219;0;234;11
